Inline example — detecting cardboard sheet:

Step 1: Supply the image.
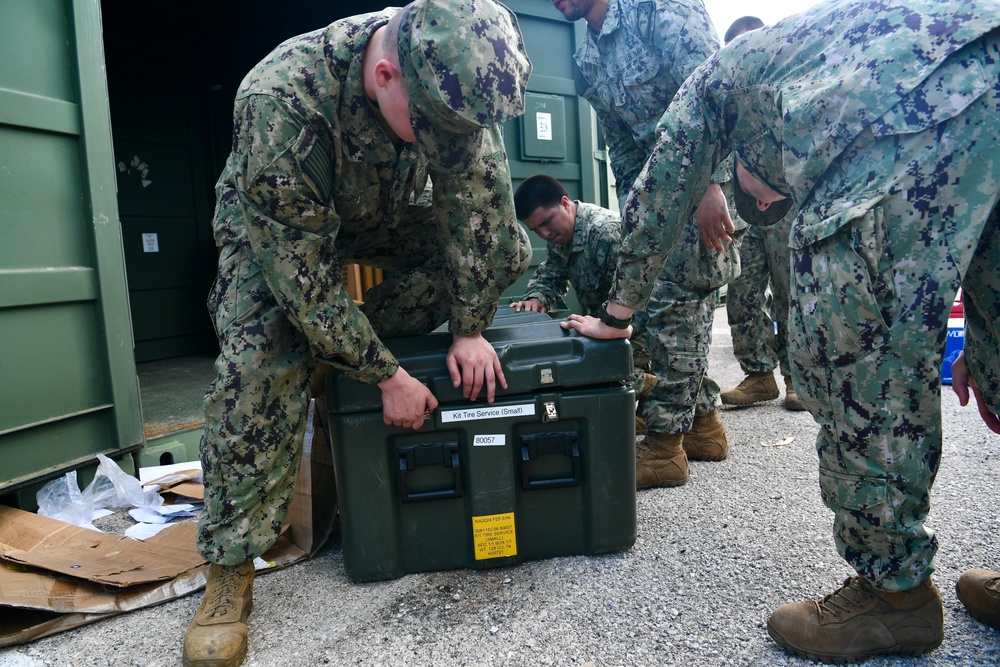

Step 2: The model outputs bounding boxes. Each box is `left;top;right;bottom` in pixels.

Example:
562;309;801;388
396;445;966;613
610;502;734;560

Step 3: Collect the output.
0;400;338;647
142;468;205;501
0;518;206;613
0;514;205;587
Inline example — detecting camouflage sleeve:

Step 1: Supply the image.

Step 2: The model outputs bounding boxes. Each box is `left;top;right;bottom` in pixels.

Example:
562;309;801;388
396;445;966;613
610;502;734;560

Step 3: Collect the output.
710;154;731;184
523;243;571;309
614;64;727;309
655;0;719;89
234;94;399;384
574;65;646;192
589;220;622;290
430;127;521;335
964;281;1000;416
581;219;623;314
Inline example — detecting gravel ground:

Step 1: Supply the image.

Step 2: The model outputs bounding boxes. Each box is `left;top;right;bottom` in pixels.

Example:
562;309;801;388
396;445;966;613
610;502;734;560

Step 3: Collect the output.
2;307;999;667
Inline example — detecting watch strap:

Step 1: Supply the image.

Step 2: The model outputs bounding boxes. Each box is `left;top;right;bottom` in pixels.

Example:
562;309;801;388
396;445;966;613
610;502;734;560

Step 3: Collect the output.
599;302;633;329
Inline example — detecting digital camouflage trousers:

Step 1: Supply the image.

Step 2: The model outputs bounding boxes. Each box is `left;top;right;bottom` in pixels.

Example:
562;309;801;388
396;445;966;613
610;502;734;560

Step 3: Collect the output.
788;34;1000;591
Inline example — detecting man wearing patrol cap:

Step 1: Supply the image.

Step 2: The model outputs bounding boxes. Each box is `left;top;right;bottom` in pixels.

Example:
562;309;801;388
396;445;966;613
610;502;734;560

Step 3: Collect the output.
183;1;530;664
563;0;1000;661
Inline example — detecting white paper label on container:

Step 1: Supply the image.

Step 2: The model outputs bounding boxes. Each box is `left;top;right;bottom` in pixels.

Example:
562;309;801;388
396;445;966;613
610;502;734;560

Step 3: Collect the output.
536;112;552;141
473;434;506;447
142;233;159;253
440;403;535;423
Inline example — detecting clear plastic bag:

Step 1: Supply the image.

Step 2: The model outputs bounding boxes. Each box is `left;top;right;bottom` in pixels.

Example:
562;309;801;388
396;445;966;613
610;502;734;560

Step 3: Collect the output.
36;453;164;530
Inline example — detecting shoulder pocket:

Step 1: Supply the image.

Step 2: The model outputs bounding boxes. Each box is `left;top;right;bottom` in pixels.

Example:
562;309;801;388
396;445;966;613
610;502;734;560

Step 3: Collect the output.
871;54;990;136
791;192;885;250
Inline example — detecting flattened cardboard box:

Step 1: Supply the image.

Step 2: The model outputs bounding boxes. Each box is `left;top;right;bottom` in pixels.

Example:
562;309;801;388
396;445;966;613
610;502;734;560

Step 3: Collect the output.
143;468;205;501
0;400;337;647
0;516;205;588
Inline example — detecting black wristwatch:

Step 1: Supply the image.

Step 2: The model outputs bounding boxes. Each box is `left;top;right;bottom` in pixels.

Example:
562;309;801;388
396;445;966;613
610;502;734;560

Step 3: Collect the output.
599;301;633;329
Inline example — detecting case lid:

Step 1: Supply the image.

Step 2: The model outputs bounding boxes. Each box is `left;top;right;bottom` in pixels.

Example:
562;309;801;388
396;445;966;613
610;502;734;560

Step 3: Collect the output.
325;313;633;414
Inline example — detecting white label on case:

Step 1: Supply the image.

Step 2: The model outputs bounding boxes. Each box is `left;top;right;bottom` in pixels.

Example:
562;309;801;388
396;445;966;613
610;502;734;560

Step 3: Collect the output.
440;403;536;423
474;434;506;447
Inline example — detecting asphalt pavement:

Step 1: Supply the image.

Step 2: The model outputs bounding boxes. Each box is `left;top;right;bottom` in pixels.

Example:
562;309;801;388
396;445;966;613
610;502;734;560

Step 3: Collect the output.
2;307;998;667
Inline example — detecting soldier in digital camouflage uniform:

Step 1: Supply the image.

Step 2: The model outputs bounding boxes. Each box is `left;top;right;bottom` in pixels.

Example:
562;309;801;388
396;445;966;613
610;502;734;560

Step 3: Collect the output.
721;211;802;409
564;0;1000;661
716;16;804;413
508;174;655;422
184;1;531;665
552;0;745;491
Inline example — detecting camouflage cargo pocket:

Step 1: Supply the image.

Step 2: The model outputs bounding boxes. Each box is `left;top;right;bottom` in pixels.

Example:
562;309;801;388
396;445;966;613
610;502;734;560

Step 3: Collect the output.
793;202;895;366
209;243;269;336
819;467;902;554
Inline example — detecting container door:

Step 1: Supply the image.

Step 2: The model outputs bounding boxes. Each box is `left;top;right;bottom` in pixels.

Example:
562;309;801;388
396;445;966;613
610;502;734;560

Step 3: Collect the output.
0;0;143;494
499;0;605;312
103;2;219;363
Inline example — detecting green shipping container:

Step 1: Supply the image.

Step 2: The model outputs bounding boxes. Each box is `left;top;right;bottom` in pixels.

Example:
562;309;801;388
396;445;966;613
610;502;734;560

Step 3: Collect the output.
0;0;611;504
324;314;637;582
0;0;143;499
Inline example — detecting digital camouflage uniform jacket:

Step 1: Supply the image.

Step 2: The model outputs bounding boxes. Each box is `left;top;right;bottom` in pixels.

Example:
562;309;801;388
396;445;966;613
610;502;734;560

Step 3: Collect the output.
573;0;719;191
615;0;1000;310
522;202;621;316
212;10;521;385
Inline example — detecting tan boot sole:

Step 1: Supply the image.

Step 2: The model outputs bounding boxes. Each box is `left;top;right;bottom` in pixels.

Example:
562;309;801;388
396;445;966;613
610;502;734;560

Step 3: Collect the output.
767;620;942;664
721;393;778;406
183;643;248;667
684;447;727;462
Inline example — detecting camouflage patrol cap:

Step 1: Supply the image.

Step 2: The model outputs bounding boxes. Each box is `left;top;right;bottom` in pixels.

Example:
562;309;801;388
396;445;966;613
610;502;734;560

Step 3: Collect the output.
732;129;793;226
397;0;531;172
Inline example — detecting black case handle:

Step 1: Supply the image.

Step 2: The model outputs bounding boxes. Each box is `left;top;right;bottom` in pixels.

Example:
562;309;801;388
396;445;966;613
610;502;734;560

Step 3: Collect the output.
397;442;463;502
520;431;581;490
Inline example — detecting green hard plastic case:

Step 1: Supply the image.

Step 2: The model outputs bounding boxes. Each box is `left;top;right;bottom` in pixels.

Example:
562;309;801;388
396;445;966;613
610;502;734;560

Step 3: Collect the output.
324;313;637;582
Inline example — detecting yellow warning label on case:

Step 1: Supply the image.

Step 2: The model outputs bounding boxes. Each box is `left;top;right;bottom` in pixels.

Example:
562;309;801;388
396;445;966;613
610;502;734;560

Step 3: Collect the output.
472;512;518;560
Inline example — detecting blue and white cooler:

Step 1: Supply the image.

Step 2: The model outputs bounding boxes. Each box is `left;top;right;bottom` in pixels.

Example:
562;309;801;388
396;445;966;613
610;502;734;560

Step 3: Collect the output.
941;290;965;385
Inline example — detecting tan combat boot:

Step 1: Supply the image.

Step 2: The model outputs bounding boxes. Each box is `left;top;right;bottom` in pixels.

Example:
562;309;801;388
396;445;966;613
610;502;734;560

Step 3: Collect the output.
956;569;1000;630
720;371;778;406
784;375;806;411
682;409;728;461
634;373;658;435
183;561;256;667
767;576;944;663
635;431;688;489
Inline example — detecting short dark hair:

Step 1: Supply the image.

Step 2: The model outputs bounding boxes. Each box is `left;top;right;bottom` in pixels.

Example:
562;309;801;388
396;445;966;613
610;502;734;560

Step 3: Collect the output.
383;4;407;65
724;16;764;44
514;174;568;221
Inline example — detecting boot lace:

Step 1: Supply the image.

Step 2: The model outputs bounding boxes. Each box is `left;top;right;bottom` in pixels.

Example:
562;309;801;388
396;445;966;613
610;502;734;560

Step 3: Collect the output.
205;565;248;619
635;441;652;463
815;576;877;621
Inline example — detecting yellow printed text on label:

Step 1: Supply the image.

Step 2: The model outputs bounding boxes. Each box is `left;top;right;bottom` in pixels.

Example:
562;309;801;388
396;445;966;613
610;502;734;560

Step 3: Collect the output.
472;512;518;560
